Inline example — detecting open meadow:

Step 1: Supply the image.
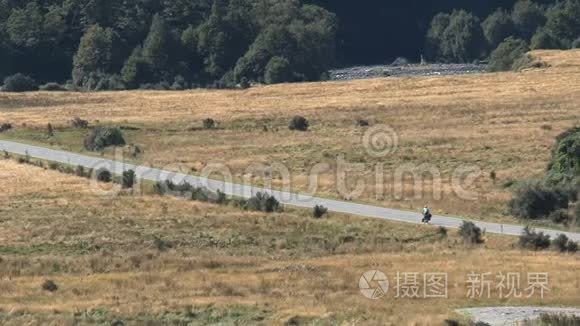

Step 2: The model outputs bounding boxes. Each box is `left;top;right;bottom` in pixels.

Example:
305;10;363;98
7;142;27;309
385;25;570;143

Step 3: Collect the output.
1;51;579;227
0;159;578;324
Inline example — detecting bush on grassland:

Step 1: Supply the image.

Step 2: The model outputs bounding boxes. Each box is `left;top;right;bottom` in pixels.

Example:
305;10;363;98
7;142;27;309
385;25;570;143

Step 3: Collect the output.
0;123;12;132
84;127;126;151
313;205;328;218
71;117;89;129
289;116;309;131
458;221;484;244
95;168;112;183
245;192;281;213
519;226;551;250
551;234;578;253
122;170;136;189
509;182;569;219
203;118;216;129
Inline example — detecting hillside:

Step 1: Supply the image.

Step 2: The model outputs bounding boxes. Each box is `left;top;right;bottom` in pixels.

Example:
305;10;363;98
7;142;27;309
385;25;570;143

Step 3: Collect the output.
1;50;579;224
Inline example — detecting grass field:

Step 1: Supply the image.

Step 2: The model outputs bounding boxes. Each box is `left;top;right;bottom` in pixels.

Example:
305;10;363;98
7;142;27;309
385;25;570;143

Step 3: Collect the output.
0;159;578;325
1;50;579;225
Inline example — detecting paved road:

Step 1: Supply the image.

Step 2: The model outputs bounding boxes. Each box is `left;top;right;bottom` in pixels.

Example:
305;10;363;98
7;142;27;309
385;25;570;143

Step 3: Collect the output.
1;139;579;242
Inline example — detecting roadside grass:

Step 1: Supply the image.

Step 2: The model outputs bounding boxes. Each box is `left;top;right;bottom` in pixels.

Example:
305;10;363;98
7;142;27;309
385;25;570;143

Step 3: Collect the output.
0;159;579;324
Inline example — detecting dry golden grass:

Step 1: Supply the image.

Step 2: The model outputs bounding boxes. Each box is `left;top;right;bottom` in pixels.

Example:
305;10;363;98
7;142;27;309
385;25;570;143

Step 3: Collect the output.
0;159;578;325
0;50;579;223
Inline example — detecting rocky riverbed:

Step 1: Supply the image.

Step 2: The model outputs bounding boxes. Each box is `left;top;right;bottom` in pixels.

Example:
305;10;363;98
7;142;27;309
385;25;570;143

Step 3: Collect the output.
329;63;487;81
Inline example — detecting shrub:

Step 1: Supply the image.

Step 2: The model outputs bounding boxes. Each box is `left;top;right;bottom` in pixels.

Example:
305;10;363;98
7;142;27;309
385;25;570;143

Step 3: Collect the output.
122;170;136;189
289;116;309;131
41;280;58;292
84;127;126;151
95;168;112;183
487;37;529;72
509;183;569;219
552;234;578;253
458;221;484;244
3;73;38;92
203;118;216;129
245;192;281;213
573;37;580;49
356;118;370;127
313;205;328;218
71;117;89;129
519;226;551;250
39;82;66;91
48;162;60;170
546;127;580;185
0;123;12;132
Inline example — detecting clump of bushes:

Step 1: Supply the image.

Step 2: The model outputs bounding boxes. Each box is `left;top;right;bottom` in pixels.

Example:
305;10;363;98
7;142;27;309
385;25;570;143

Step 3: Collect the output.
458;221;484;244
519;226;552;250
71;117;89;129
356;118;370;127
84;127;126;151
289;116;309;131
487;37;529;72
122;170;136;189
245;192;281;213
95;168;112;183
573;37;580;49
509;182;569;220
551;234;578;253
0;123;12;132
2;73;38;92
313;205;329;218
153;180;227;204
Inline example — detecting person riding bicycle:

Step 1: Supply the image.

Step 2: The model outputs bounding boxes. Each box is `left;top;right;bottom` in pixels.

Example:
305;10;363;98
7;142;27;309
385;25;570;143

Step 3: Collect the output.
422;205;432;223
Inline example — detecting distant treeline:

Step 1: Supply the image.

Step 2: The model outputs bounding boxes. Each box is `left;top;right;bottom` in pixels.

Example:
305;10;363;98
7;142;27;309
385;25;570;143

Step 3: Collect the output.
0;0;578;90
0;0;337;89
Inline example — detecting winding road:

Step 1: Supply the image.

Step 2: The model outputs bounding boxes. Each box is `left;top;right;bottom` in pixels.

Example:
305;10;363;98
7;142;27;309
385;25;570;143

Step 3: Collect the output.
1;139;579;242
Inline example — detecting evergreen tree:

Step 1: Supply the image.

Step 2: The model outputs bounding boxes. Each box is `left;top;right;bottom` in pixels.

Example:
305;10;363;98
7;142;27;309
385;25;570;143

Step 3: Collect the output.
72;24;119;87
142;14;172;81
544;0;580;48
121;46;149;88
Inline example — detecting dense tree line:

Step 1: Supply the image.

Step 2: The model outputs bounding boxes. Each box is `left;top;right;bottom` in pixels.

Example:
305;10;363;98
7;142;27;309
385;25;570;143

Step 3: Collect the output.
1;0;579;90
426;0;580;65
0;0;337;89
